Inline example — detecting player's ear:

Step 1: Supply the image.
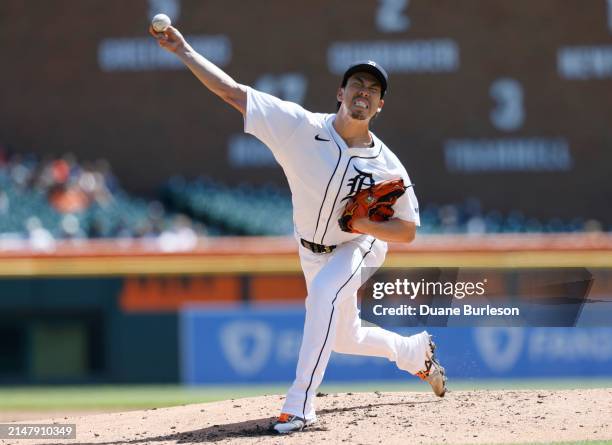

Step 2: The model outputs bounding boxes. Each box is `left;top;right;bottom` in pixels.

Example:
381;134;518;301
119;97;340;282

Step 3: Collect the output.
377;98;384;113
336;87;344;103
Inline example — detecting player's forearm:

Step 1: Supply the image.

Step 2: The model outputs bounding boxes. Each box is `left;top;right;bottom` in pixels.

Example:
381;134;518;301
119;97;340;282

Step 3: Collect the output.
175;46;246;113
351;218;416;243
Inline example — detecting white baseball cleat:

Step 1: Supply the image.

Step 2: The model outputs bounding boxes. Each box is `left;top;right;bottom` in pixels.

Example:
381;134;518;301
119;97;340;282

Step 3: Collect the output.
416;336;447;397
272;413;316;434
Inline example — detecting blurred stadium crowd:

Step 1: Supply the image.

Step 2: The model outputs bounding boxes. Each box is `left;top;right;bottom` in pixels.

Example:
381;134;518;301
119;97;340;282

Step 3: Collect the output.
0;147;605;248
0;148;204;251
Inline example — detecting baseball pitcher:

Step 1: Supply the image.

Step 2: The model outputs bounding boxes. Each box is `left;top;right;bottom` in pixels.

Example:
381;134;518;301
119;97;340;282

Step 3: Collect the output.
150;24;447;434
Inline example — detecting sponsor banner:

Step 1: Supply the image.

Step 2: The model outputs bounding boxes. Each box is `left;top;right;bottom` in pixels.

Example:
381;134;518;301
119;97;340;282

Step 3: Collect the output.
180;305;612;384
119;275;306;312
180;305;405;384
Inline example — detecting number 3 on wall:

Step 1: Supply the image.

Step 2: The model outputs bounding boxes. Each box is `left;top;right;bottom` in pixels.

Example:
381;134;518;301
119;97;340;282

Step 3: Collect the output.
490;78;525;132
376;0;410;33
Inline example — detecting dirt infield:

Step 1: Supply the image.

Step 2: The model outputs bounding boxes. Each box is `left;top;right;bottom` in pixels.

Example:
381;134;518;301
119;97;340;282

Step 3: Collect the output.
5;389;611;445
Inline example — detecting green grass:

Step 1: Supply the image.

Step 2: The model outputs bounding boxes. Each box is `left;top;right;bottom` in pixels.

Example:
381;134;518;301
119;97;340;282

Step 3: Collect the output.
0;385;261;410
0;378;610;410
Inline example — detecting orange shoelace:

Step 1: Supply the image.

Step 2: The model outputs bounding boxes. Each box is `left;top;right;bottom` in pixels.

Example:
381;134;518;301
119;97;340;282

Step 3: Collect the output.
277;413;292;422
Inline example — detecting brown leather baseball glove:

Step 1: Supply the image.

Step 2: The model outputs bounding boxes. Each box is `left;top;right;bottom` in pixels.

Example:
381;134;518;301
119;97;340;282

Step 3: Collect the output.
338;178;408;233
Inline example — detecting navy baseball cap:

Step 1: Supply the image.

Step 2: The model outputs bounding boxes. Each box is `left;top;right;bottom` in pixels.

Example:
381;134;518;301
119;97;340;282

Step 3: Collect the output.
341;60;389;97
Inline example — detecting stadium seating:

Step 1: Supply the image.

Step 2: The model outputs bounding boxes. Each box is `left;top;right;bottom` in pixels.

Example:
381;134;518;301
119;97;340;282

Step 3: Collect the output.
0;153;201;240
0;151;601;239
162;177;598;236
161;176;294;236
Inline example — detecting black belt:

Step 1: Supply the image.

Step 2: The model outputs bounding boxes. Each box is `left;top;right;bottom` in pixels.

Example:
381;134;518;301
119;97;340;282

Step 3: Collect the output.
300;238;337;254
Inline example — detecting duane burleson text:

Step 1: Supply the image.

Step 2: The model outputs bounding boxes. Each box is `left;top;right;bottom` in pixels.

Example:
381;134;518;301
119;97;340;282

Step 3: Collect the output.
372;304;520;317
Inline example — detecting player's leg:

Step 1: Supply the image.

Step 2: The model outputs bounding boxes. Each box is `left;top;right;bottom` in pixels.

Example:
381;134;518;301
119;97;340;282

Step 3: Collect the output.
331;240;447;396
279;237;379;425
332;293;446;396
333;294;432;373
331;241;431;372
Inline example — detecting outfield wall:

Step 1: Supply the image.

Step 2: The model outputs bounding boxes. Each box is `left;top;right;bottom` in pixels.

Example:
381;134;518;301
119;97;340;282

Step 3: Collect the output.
1;234;611;384
181;306;612;384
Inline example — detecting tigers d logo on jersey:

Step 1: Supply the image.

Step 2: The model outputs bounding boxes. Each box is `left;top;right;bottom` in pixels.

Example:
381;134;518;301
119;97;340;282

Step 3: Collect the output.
342;166;375;201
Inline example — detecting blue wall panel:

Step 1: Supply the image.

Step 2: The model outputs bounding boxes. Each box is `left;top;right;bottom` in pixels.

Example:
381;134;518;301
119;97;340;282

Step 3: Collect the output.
180;305;612;384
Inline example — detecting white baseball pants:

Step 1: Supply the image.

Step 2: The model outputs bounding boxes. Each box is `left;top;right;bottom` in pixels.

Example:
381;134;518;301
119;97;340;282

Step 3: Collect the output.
281;236;431;421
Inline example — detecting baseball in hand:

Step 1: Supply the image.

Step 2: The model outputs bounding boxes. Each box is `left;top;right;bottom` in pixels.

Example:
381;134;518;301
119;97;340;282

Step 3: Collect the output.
151;13;171;32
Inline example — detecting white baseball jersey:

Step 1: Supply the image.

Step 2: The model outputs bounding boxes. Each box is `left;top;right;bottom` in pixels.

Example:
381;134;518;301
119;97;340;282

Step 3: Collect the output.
244;86;431;422
244;87;420;246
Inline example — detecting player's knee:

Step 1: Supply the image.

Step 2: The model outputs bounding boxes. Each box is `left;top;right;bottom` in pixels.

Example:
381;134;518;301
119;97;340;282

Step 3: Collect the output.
332;335;352;353
333;329;362;353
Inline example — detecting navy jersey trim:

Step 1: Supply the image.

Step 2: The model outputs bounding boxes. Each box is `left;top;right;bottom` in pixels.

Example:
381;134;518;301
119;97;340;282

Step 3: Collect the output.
312;141;342;242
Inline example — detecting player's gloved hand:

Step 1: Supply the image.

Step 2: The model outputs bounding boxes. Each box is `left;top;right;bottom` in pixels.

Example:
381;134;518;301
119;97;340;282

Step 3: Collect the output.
338;178;407;233
148;25;187;53
369;204;395;221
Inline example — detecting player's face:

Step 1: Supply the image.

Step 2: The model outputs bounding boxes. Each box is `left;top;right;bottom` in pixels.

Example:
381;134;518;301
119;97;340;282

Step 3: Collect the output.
338;73;384;121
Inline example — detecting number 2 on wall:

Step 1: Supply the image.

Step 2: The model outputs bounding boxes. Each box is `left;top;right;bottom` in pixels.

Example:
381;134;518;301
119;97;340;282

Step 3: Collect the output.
376;0;411;33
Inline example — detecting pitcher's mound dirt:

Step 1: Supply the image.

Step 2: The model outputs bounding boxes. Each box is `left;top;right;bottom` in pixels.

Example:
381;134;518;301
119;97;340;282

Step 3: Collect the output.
6;389;612;445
